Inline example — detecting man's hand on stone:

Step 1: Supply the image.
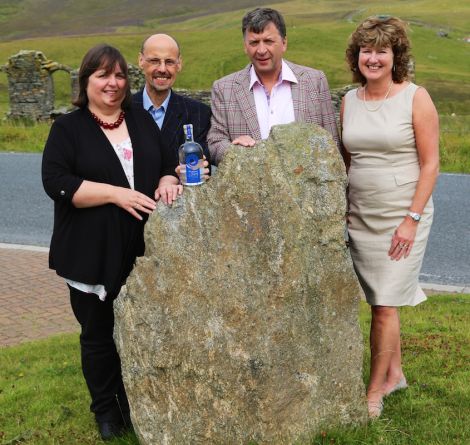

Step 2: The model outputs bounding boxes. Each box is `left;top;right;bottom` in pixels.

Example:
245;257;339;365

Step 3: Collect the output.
232;135;256;147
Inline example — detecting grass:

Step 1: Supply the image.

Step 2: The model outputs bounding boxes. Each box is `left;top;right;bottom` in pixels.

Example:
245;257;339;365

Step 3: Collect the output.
0;335;139;445
439;115;470;173
0;111;467;175
1;294;469;444
0;121;51;153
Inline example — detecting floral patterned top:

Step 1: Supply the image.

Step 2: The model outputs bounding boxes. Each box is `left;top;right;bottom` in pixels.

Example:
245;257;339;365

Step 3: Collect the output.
112;137;134;189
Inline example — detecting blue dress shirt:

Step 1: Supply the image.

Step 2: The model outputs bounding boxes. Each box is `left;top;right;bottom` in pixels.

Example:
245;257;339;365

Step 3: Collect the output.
142;88;172;129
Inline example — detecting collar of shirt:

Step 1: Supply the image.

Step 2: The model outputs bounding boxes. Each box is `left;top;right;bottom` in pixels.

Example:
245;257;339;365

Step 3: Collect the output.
142;88;172;129
249;60;298;92
249;60;297;139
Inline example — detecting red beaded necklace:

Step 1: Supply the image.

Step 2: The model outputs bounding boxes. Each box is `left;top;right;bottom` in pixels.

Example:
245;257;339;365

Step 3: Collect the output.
90;110;125;130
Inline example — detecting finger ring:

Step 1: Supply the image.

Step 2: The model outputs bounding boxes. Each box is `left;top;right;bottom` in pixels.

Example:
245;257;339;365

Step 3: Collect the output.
399;242;405;247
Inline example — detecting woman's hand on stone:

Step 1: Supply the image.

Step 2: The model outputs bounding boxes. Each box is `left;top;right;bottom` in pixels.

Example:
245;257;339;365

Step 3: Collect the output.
155;183;183;205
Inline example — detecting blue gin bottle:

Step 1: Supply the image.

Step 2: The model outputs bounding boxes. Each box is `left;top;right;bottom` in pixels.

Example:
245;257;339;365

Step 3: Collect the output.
178;124;205;186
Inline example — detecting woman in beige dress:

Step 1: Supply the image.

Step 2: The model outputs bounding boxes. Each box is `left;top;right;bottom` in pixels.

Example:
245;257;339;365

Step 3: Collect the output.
340;16;439;418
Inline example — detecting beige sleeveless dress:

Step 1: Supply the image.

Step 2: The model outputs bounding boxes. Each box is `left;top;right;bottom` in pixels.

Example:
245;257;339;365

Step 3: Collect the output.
342;82;433;306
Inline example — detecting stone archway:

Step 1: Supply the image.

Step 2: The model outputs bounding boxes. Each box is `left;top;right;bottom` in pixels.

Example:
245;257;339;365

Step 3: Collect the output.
1;50;71;121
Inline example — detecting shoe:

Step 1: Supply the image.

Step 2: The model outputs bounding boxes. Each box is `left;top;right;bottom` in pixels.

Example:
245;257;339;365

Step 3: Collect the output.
368;398;384;419
385;377;408;396
98;421;126;441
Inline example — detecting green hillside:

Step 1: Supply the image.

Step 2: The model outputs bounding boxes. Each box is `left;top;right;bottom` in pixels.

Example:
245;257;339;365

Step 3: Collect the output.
0;0;468;170
0;0;468;113
0;0;273;41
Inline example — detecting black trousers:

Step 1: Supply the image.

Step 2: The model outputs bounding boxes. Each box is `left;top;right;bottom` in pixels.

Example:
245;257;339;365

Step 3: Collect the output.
69;285;130;423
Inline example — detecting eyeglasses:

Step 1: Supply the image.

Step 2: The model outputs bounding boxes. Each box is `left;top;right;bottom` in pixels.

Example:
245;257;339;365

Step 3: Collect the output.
143;57;179;67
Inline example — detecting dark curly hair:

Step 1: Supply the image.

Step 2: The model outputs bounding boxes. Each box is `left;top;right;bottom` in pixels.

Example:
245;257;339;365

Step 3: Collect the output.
73;44;132;109
345;16;411;85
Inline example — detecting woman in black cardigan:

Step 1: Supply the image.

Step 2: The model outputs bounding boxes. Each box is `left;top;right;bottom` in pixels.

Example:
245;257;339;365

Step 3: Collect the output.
42;44;181;441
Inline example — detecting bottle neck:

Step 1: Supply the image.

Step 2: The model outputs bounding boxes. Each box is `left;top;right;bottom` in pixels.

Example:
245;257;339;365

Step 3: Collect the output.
183;124;194;143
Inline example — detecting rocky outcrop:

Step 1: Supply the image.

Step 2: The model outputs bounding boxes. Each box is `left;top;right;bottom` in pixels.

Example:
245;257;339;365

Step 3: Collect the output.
114;122;367;444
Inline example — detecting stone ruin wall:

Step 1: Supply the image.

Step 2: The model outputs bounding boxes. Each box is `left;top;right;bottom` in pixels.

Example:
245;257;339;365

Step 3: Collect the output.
1;50;416;121
1;51;61;121
0;50;149;121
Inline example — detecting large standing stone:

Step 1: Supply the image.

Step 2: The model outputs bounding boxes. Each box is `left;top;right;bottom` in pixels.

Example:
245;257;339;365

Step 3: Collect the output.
114;122;367;444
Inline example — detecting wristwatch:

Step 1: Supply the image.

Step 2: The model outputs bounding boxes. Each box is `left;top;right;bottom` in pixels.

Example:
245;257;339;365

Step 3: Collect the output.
407;211;421;222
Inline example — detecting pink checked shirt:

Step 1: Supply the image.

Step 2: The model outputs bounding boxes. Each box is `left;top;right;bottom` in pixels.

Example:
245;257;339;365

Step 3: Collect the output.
250;60;298;139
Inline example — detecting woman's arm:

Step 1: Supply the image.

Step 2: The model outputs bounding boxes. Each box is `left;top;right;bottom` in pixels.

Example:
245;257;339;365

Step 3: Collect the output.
408;87;440;215
339;97;351;172
389;87;439;260
42;119;84;203
72;181;157;221
43;116;157;221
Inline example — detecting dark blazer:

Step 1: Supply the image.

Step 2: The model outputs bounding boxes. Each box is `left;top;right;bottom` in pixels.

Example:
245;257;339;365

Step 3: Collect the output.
132;89;212;165
42;105;177;294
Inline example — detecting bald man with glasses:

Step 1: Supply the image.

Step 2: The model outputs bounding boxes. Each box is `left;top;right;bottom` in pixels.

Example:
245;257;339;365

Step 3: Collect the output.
133;34;211;165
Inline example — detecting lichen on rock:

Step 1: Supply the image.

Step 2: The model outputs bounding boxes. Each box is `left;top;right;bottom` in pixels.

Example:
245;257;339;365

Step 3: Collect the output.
114;122;367;444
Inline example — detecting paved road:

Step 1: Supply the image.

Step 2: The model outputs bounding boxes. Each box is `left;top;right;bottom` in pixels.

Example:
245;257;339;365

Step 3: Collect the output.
419;173;470;286
1;152;469;287
0;153;52;246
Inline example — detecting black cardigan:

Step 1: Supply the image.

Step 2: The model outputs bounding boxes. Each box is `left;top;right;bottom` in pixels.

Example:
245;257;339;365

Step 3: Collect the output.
42;105;177;294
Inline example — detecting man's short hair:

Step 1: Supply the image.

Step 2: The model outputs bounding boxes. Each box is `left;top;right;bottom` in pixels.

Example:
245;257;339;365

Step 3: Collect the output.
242;7;287;39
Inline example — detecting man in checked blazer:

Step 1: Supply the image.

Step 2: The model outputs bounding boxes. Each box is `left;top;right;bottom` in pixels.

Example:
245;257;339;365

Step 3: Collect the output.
133;34;211;166
208;8;339;166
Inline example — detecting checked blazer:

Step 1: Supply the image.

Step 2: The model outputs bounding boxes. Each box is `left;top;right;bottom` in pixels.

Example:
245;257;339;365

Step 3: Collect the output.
207;60;339;165
133;89;212;165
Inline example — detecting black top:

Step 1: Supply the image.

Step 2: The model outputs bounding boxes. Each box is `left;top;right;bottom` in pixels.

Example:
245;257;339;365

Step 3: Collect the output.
42;105;177;294
132;89;212;165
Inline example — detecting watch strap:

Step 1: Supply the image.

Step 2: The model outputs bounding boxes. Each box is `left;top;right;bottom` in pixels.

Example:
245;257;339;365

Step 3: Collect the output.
407;211;421;222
